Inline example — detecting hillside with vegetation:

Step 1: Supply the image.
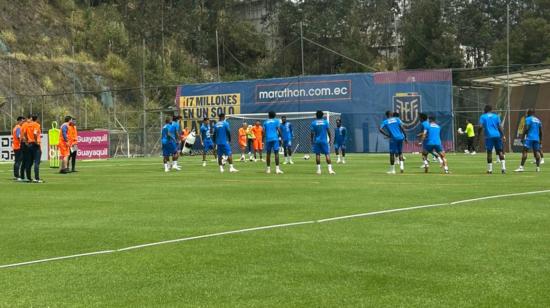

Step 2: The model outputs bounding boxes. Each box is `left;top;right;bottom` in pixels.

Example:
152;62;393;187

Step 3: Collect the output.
1;0;550;115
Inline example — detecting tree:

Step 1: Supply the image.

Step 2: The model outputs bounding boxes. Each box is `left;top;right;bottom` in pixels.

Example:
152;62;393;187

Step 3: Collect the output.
401;0;463;69
491;17;550;65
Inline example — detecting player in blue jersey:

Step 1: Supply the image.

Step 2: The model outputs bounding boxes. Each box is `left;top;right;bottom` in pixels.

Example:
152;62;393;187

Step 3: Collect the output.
310;110;335;175
199;118;216;167
281;115;294;165
161;117;177;172
379;111;407;174
478;105;506;174
263;111;284;174
334;119;347;164
420;115;449;174
169;115;182;171
212;113;238;173
418;113;443;167
515;109;543;172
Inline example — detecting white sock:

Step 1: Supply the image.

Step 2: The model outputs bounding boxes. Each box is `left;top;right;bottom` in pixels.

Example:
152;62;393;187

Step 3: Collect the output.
390;164;395;172
230;164;234;169
164;163;169;169
501;160;506;170
488;163;493;172
444;165;449;171
316;164;321;172
173;161;178;167
328;164;333;172
275;165;280;172
399;160;404;170
267;166;271;172
424;160;429;167
438;157;443;163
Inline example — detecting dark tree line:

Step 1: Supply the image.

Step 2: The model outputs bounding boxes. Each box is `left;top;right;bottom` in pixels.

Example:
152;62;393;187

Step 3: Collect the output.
66;0;550;91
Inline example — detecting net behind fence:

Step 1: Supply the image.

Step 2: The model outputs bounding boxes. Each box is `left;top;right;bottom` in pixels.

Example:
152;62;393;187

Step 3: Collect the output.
225;111;341;155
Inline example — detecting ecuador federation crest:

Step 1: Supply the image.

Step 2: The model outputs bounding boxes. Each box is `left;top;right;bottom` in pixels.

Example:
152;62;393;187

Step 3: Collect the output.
393;93;421;130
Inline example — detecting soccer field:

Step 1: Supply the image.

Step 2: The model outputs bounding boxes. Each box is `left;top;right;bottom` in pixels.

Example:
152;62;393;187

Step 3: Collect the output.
1;153;549;307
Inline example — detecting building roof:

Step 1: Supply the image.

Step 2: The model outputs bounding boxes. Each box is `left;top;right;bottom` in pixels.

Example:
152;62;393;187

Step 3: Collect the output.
471;68;550;87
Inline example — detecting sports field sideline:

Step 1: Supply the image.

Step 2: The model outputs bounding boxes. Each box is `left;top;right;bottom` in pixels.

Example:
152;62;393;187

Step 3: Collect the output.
1;153;549;306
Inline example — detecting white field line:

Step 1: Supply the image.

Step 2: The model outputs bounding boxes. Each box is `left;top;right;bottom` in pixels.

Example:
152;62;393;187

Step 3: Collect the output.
1;189;549;270
117;221;315;252
0;250;114;269
316;203;448;223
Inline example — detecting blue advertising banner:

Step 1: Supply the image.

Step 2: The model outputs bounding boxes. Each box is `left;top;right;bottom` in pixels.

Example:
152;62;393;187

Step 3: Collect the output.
175;70;453;153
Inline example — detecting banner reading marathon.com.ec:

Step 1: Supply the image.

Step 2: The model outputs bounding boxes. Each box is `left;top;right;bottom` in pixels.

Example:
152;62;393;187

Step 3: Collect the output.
175;70;453;153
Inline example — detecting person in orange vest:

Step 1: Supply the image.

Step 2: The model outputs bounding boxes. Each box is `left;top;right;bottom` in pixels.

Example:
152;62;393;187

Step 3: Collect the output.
251;120;264;162
59;116;72;174
21;114;43;183
238;122;248;161
12;116;25;181
68;117;79;172
181;126;190;148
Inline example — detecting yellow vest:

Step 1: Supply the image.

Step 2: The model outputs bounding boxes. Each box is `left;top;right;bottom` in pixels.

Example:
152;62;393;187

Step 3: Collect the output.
465;123;475;137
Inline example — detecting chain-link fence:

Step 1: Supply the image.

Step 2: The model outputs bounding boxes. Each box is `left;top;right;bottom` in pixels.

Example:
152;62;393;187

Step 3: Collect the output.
453;84;550;153
0;88;180;158
2;51;549;156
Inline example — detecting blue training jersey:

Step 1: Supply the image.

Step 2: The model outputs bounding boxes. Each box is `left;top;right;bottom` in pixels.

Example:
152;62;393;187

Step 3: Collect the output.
425;122;442;145
170;121;180;142
161;124;172;145
380;117;405;141
281;122;293;141
335;126;347;145
200;123;212;141
263;118;281;142
214;120;230;145
311;119;330;144
479;112;501;138
525;116;542;141
421;120;430;134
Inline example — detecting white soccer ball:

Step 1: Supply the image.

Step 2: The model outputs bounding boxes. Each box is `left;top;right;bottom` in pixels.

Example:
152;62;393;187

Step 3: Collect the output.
304;154;310;160
457;128;464;135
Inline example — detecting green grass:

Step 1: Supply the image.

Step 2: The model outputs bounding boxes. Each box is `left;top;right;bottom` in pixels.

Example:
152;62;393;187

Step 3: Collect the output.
1;153;549;307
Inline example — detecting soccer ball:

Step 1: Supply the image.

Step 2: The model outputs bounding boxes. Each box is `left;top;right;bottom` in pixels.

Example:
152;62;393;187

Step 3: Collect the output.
457;128;464;135
304;154;310;160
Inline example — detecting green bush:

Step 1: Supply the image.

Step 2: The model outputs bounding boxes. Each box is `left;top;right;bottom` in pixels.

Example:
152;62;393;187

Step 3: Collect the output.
104;52;130;82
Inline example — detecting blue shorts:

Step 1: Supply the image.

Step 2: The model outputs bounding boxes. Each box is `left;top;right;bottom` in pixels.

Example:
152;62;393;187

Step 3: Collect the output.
524;140;541;151
203;139;214;152
485;137;503;152
335;143;346;151
313;142;330;155
389;139;404;154
217;143;232;158
162;142;176;157
282;139;292;148
266;140;280;153
424;144;443;153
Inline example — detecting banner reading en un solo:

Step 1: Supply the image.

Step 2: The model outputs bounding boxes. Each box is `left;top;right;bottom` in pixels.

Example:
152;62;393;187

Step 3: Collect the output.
0;134;49;161
76;130;109;160
176;93;241;132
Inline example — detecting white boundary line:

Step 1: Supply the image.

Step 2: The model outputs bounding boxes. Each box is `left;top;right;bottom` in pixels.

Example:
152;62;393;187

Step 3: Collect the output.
0;250;114;269
1;189;549;270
